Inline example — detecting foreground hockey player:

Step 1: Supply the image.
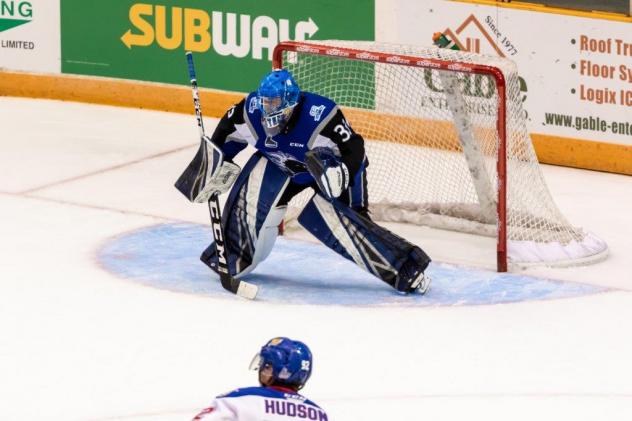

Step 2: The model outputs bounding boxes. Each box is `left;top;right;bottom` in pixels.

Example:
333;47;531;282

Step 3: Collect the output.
192;337;326;420
176;69;431;294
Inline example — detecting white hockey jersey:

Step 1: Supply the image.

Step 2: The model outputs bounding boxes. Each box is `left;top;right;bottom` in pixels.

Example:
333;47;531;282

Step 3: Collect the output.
192;385;328;421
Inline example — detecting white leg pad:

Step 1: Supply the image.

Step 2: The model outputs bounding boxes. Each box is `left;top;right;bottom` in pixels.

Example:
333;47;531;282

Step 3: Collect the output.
235;205;287;278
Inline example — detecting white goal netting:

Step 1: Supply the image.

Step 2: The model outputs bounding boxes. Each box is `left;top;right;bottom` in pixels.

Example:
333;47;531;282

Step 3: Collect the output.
276;40;607;269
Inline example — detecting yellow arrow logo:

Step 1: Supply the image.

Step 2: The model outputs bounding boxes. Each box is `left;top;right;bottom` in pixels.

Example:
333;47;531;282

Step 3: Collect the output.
121;29;153;49
120;4;154;49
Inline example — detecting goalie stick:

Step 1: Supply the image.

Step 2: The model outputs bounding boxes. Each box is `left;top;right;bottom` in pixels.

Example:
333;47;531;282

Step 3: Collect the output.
185;51;258;300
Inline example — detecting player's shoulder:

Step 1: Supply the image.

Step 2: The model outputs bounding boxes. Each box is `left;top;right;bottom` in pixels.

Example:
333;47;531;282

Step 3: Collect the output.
218;385;280;399
243;92;260;116
299;92;338;124
217;386;321;408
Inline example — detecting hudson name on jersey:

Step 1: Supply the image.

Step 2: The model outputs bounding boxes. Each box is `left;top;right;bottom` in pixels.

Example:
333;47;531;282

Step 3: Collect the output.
193;386;328;421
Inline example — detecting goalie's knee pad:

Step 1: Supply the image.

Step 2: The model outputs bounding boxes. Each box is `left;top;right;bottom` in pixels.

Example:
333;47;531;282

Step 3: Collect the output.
201;153;290;277
298;194;431;292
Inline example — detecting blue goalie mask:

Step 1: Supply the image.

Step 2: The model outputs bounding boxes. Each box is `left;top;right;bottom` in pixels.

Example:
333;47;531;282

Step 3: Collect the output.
249;337;313;390
256;69;300;135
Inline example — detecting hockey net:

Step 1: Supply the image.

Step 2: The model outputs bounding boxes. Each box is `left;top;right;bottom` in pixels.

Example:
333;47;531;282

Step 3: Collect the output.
273;40;607;271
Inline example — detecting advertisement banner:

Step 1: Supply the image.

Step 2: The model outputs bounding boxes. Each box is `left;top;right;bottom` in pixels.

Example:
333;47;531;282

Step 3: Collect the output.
60;0;374;93
0;0;60;73
376;0;632;146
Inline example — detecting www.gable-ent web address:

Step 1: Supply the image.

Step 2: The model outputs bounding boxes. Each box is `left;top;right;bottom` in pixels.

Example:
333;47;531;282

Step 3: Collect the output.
544;112;632;136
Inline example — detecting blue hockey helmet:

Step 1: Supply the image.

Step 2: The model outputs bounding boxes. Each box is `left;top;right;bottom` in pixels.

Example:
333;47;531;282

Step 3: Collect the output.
256;69;300;134
250;337;313;390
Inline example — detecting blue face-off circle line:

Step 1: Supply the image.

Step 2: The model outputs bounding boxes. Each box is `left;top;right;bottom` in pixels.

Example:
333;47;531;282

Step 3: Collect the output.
97;223;607;307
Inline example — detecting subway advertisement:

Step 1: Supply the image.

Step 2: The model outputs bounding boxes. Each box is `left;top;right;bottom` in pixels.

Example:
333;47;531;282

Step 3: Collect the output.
59;0;374;92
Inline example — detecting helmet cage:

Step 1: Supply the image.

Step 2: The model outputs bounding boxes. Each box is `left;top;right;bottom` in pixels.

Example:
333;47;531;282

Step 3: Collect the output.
256;70;300;131
258;98;297;130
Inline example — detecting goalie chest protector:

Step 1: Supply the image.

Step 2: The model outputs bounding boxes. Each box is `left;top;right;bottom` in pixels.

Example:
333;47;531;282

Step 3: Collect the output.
243;91;338;185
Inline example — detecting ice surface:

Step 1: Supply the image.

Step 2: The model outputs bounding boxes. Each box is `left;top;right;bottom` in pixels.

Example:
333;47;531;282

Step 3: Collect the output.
1;98;631;421
99;223;605;307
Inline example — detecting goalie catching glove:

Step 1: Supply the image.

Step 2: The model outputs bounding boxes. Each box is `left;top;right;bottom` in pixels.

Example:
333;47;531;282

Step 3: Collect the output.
305;147;349;200
174;135;241;203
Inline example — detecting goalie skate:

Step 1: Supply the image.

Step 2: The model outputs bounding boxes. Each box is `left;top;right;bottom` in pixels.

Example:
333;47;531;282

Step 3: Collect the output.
409;272;431;295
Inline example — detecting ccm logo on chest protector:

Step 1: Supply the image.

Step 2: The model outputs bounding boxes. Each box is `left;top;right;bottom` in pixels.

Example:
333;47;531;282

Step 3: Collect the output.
289;142;304;148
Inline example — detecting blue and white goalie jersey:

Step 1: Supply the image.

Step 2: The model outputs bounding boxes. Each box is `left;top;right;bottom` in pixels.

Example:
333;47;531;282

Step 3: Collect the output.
207;91;366;187
193;386;328;421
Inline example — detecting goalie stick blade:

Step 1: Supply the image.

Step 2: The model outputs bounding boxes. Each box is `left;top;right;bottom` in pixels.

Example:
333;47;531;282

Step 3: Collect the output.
235;280;258;300
219;273;258;300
